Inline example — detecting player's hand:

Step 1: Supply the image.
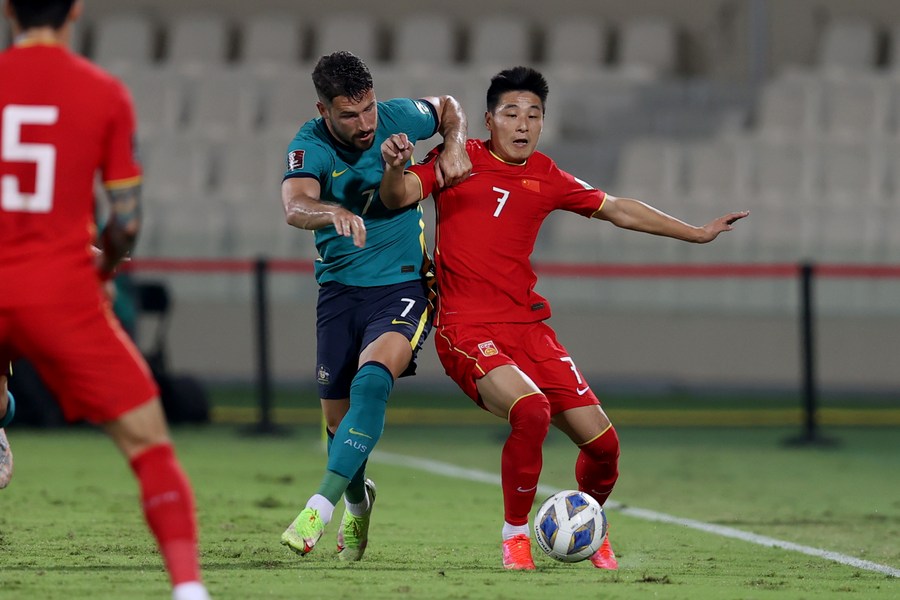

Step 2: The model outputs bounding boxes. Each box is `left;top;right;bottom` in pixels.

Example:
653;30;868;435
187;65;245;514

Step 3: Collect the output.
92;245;121;278
435;140;472;188
381;133;414;170
697;210;750;243
332;208;367;248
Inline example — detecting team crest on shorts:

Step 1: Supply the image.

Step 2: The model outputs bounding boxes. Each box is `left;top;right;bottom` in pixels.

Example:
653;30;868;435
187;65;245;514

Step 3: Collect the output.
287;149;305;171
317;364;330;385
478;341;499;357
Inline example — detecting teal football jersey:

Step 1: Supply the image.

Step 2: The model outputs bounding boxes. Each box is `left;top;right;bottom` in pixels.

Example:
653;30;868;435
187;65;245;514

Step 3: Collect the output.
283;98;439;286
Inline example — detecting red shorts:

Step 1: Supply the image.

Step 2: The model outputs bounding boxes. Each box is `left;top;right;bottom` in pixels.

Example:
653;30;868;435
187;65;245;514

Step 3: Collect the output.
0;291;158;424
435;321;601;415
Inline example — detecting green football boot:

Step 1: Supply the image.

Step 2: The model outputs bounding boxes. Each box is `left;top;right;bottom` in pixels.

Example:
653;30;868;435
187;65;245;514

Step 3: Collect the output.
336;479;376;561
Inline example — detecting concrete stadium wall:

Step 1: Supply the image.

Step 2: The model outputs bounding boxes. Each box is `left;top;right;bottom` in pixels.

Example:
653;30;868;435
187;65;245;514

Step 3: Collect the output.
141;297;900;393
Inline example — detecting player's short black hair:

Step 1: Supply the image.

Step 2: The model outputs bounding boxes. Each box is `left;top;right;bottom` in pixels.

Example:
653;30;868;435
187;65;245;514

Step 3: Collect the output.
9;0;77;30
311;51;374;105
486;66;549;114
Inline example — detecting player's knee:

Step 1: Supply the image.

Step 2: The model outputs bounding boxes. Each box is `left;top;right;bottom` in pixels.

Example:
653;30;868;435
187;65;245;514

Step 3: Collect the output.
106;399;171;458
581;424;620;463
345;362;394;445
350;362;394;405
509;393;552;436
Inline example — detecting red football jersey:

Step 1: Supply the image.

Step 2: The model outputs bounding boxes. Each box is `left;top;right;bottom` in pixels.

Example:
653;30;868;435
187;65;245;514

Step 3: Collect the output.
408;139;605;325
0;42;141;306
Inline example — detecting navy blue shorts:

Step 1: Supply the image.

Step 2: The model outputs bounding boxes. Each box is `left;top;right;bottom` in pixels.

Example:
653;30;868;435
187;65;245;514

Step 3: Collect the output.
315;279;433;399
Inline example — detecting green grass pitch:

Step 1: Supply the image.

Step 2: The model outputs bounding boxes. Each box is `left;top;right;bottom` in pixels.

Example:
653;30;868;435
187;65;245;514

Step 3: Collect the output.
0;420;897;599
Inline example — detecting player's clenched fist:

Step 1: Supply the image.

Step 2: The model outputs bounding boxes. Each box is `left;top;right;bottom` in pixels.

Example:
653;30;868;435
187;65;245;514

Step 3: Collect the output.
381;133;413;168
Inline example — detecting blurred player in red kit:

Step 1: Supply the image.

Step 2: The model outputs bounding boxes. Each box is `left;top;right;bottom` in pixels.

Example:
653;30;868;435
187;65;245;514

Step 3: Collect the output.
379;66;748;570
0;2;210;598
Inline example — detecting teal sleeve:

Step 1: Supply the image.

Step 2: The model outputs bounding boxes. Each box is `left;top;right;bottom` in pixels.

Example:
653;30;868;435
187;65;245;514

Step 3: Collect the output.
283;139;332;183
381;98;439;143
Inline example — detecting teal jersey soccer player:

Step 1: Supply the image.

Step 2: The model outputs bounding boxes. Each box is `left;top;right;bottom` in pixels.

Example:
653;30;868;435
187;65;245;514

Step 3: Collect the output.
279;51;470;560
284;97;438;287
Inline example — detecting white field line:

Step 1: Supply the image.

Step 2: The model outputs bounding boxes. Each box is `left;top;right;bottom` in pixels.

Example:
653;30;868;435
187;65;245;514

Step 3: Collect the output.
373;450;900;578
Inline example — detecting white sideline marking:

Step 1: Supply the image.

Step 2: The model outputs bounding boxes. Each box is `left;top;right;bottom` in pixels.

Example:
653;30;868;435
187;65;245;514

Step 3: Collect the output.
373;450;900;578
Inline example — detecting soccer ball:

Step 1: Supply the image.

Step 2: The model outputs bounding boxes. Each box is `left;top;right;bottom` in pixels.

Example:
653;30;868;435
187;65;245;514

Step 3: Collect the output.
533;490;607;562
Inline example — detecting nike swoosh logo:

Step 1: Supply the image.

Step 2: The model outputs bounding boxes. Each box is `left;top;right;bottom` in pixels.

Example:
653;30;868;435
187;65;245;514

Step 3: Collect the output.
516;485;538;493
391;319;413;326
332;168;349;177
348;428;373;439
577;386;590;396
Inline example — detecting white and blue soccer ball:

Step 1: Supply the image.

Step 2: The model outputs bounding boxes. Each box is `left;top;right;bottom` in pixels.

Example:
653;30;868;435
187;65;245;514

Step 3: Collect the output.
533;490;607;562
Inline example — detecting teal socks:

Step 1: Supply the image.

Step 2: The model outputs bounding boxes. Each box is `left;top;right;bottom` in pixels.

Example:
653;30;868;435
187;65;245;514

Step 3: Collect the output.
319;362;393;504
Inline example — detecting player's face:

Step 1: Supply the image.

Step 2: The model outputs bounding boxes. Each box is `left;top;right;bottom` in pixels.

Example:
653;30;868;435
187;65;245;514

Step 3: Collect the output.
318;88;378;151
485;91;544;164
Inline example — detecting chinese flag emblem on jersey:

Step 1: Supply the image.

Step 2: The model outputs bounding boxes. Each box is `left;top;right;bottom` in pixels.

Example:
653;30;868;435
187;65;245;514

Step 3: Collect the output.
521;179;541;192
478;341;499;357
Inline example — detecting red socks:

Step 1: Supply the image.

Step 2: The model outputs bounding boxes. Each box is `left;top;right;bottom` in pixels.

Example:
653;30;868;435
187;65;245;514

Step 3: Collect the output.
501;393;551;526
129;443;201;586
576;425;620;506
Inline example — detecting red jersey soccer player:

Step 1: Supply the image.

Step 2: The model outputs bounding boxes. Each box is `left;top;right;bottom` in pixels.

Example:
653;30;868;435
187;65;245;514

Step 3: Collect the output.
0;2;210;598
380;66;748;570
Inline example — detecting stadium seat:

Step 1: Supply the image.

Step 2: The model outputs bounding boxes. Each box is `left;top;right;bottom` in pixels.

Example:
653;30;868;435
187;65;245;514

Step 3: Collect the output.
466;16;533;69
681;139;752;261
164;13;231;73
151;196;232;300
879;203;900;261
817;17;879;74
119;67;186;136
740;138;819;260
391;14;457;67
240;15;303;72
814;140;886;201
889;25;900;73
542;17;608;70
142;135;214;206
745;138;815;203
151;198;228;258
258;67;323;136
613;137;684;201
887;78;900;138
883;139;900;195
754;74;821;141
1;23;11;49
214;134;284;208
551;69;644;139
813;200;884;263
313;14;381;63
182;67;262;141
224;198;290;257
819;74;890;142
684;139;748;204
617;17;678;79
369;64;416;102
91;12;156;71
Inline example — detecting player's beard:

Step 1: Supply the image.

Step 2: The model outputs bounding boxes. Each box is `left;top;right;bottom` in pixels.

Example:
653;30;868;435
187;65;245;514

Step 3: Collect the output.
334;128;375;151
352;131;375;151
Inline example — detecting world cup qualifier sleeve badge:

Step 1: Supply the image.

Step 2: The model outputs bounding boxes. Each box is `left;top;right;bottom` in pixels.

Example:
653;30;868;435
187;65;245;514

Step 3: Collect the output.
287;149;305;171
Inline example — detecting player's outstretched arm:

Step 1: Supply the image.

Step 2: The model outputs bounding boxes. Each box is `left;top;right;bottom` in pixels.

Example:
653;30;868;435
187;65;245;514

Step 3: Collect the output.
421;95;471;188
98;183;142;277
380;133;422;210
282;177;367;248
595;195;749;243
